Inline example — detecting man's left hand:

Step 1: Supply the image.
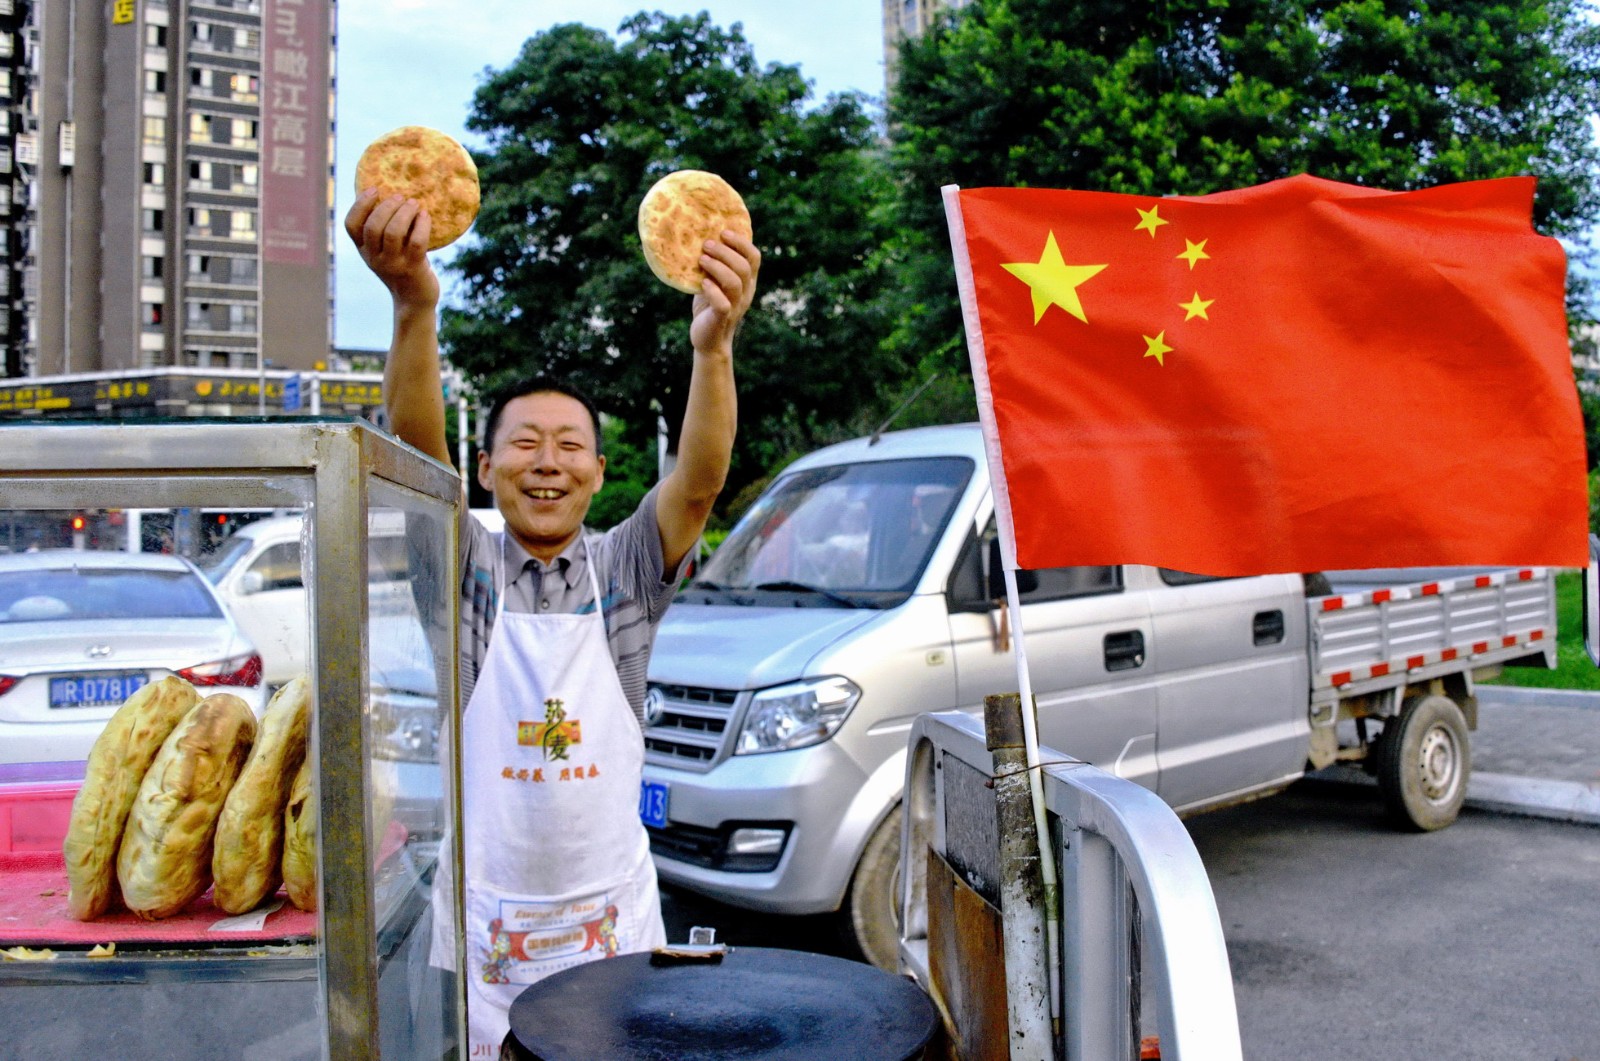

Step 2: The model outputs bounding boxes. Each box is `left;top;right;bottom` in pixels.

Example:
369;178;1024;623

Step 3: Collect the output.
690;232;761;358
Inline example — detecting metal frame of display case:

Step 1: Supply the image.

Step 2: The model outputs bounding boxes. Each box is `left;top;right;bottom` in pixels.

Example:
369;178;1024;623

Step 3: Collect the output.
0;417;466;1061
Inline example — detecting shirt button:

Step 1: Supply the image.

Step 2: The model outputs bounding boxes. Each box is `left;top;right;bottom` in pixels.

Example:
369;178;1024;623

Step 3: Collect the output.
540;599;551;610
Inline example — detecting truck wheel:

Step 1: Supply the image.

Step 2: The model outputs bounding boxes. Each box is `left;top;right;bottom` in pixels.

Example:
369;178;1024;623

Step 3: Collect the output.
1376;694;1470;831
844;804;902;972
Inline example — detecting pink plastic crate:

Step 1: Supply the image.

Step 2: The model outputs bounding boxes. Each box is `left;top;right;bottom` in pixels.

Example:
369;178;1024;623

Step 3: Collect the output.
0;781;80;862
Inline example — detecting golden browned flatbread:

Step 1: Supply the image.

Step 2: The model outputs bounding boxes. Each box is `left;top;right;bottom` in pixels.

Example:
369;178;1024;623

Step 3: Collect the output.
63;676;200;921
355;125;479;250
638;170;753;294
212;677;312;915
117;694;257;920
281;757;317;912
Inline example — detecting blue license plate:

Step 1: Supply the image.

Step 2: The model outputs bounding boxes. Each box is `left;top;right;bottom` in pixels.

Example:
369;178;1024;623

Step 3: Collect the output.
49;672;149;709
639;779;669;829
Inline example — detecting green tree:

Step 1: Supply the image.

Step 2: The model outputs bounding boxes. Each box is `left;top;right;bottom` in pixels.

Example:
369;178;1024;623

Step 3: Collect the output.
885;0;1600;413
441;14;903;520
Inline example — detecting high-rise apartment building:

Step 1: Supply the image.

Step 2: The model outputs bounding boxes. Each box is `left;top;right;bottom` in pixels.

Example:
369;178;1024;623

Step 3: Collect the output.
881;0;969;92
0;0;334;381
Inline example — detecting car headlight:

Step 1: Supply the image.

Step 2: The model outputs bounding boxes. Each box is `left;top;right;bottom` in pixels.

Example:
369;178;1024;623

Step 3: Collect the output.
735;676;861;755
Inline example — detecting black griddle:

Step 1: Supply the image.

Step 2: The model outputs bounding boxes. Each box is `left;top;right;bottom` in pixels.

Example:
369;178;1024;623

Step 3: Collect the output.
503;946;938;1061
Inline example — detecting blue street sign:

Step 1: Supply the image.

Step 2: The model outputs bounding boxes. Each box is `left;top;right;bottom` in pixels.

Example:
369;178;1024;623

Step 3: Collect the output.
283;374;302;412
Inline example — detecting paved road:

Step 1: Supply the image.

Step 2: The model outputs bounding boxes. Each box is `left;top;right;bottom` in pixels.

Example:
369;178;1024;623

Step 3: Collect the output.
1188;780;1600;1061
666;782;1600;1060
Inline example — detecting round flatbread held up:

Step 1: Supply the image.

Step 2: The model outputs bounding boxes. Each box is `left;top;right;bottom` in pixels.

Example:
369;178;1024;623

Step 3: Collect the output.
355;125;480;251
638;170;753;294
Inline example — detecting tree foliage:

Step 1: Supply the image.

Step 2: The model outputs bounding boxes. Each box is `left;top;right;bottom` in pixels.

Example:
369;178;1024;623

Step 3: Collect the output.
441;14;902;520
885;0;1600;408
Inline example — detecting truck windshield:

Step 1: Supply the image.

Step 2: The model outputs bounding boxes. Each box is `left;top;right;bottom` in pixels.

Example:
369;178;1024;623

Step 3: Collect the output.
196;534;254;584
693;457;972;604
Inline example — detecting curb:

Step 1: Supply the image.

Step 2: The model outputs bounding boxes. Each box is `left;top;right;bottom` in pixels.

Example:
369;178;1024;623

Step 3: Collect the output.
1310;766;1600;827
1476;686;1600;710
1465;771;1600;826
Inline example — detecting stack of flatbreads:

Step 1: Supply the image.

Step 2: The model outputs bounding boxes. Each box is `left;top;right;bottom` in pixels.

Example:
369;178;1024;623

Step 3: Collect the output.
62;676;318;920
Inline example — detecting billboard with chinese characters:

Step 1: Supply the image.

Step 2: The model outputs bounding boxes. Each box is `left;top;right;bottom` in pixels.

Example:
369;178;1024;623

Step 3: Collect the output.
260;0;331;266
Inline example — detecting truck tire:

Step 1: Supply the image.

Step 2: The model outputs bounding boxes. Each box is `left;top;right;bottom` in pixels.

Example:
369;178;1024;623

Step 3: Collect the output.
1376;694;1470;831
844;804;902;972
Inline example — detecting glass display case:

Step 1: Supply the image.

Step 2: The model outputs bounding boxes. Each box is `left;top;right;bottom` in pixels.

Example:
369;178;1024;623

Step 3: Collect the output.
0;418;465;1060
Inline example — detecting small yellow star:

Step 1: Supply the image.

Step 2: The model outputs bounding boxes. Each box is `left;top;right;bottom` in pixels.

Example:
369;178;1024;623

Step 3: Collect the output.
1143;331;1173;365
1176;239;1210;269
1134;205;1169;238
1001;232;1108;324
1179;293;1214;321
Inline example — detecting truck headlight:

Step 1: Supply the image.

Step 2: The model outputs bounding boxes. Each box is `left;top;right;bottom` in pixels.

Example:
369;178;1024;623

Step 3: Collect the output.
735;676;861;754
372;688;440;762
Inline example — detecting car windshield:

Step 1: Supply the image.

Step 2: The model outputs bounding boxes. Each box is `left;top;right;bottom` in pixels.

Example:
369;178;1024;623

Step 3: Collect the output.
0;567;223;623
195;533;255;584
694;457;972;598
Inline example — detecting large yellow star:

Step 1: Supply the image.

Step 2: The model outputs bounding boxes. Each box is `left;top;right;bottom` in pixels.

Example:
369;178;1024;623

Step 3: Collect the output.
1001;232;1108;324
1143;331;1173;366
1176;239;1210;269
1134;205;1169;238
1179;292;1214;321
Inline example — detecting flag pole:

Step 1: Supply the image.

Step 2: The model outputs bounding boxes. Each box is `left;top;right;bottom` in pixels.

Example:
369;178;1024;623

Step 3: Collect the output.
943;184;1062;1045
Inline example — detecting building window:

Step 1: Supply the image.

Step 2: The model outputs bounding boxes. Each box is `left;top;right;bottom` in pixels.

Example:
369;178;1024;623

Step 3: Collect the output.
230;211;256;240
142;256;164;280
145;24;166;48
141;208;164;233
143;162;164;186
144;70;166;95
0;71;11;98
230;73;258;103
142;303;163;330
231;118;258;149
143;116;166;145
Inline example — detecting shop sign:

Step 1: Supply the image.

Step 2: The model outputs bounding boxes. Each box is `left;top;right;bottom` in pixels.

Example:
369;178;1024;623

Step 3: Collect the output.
0;386;72;413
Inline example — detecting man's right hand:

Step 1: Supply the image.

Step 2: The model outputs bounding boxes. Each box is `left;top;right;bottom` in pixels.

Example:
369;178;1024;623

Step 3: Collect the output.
344;188;441;311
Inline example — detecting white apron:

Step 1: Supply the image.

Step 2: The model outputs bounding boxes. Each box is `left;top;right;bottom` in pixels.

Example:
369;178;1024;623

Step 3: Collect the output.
431;556;666;1058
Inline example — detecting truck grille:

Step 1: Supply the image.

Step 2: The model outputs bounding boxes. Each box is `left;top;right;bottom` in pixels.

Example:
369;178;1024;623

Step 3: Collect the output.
642;683;741;769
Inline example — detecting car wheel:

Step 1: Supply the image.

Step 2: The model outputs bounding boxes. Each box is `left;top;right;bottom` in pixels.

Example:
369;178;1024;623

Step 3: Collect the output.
1376;694;1470;831
844;803;902;972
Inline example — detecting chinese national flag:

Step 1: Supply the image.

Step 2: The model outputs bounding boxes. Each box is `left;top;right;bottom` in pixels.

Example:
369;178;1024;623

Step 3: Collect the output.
945;175;1588;576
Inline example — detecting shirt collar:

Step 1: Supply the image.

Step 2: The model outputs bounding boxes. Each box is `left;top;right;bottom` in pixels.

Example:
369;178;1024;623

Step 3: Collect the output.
501;528;588;590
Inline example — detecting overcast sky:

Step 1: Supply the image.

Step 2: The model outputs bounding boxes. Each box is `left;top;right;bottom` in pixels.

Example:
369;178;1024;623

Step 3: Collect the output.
334;1;887;350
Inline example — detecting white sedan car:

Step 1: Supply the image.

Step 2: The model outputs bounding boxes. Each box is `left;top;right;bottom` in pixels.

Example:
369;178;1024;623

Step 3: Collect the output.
0;550;267;767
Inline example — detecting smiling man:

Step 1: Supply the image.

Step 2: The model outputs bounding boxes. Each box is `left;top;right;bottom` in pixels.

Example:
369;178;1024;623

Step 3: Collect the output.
344;189;759;1055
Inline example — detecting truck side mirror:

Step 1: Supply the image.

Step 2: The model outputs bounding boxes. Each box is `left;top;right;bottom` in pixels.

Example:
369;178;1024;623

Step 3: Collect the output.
986;538;1038;600
239;570;265;595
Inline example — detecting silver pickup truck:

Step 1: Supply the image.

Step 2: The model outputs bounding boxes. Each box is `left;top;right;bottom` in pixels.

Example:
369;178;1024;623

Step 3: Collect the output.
641;423;1556;969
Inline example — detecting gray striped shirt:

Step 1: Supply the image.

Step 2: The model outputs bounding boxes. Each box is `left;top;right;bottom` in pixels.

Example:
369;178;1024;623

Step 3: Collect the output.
457;485;687;727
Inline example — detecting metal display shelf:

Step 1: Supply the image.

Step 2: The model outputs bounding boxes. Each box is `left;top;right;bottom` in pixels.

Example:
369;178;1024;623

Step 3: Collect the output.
0;417;466;1060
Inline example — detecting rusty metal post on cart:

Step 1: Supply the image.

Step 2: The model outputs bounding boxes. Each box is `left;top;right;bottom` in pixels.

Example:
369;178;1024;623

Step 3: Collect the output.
986;692;1055;1060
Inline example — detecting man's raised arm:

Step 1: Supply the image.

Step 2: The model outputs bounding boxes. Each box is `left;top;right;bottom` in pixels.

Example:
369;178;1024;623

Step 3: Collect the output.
656;231;762;571
344;189;450;465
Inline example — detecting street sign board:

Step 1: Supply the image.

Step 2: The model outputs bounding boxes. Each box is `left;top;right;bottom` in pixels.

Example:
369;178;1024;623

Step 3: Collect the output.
283;374;302;412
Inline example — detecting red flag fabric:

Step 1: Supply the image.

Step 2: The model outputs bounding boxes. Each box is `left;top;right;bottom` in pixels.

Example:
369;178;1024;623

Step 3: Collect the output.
945;175;1588;576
